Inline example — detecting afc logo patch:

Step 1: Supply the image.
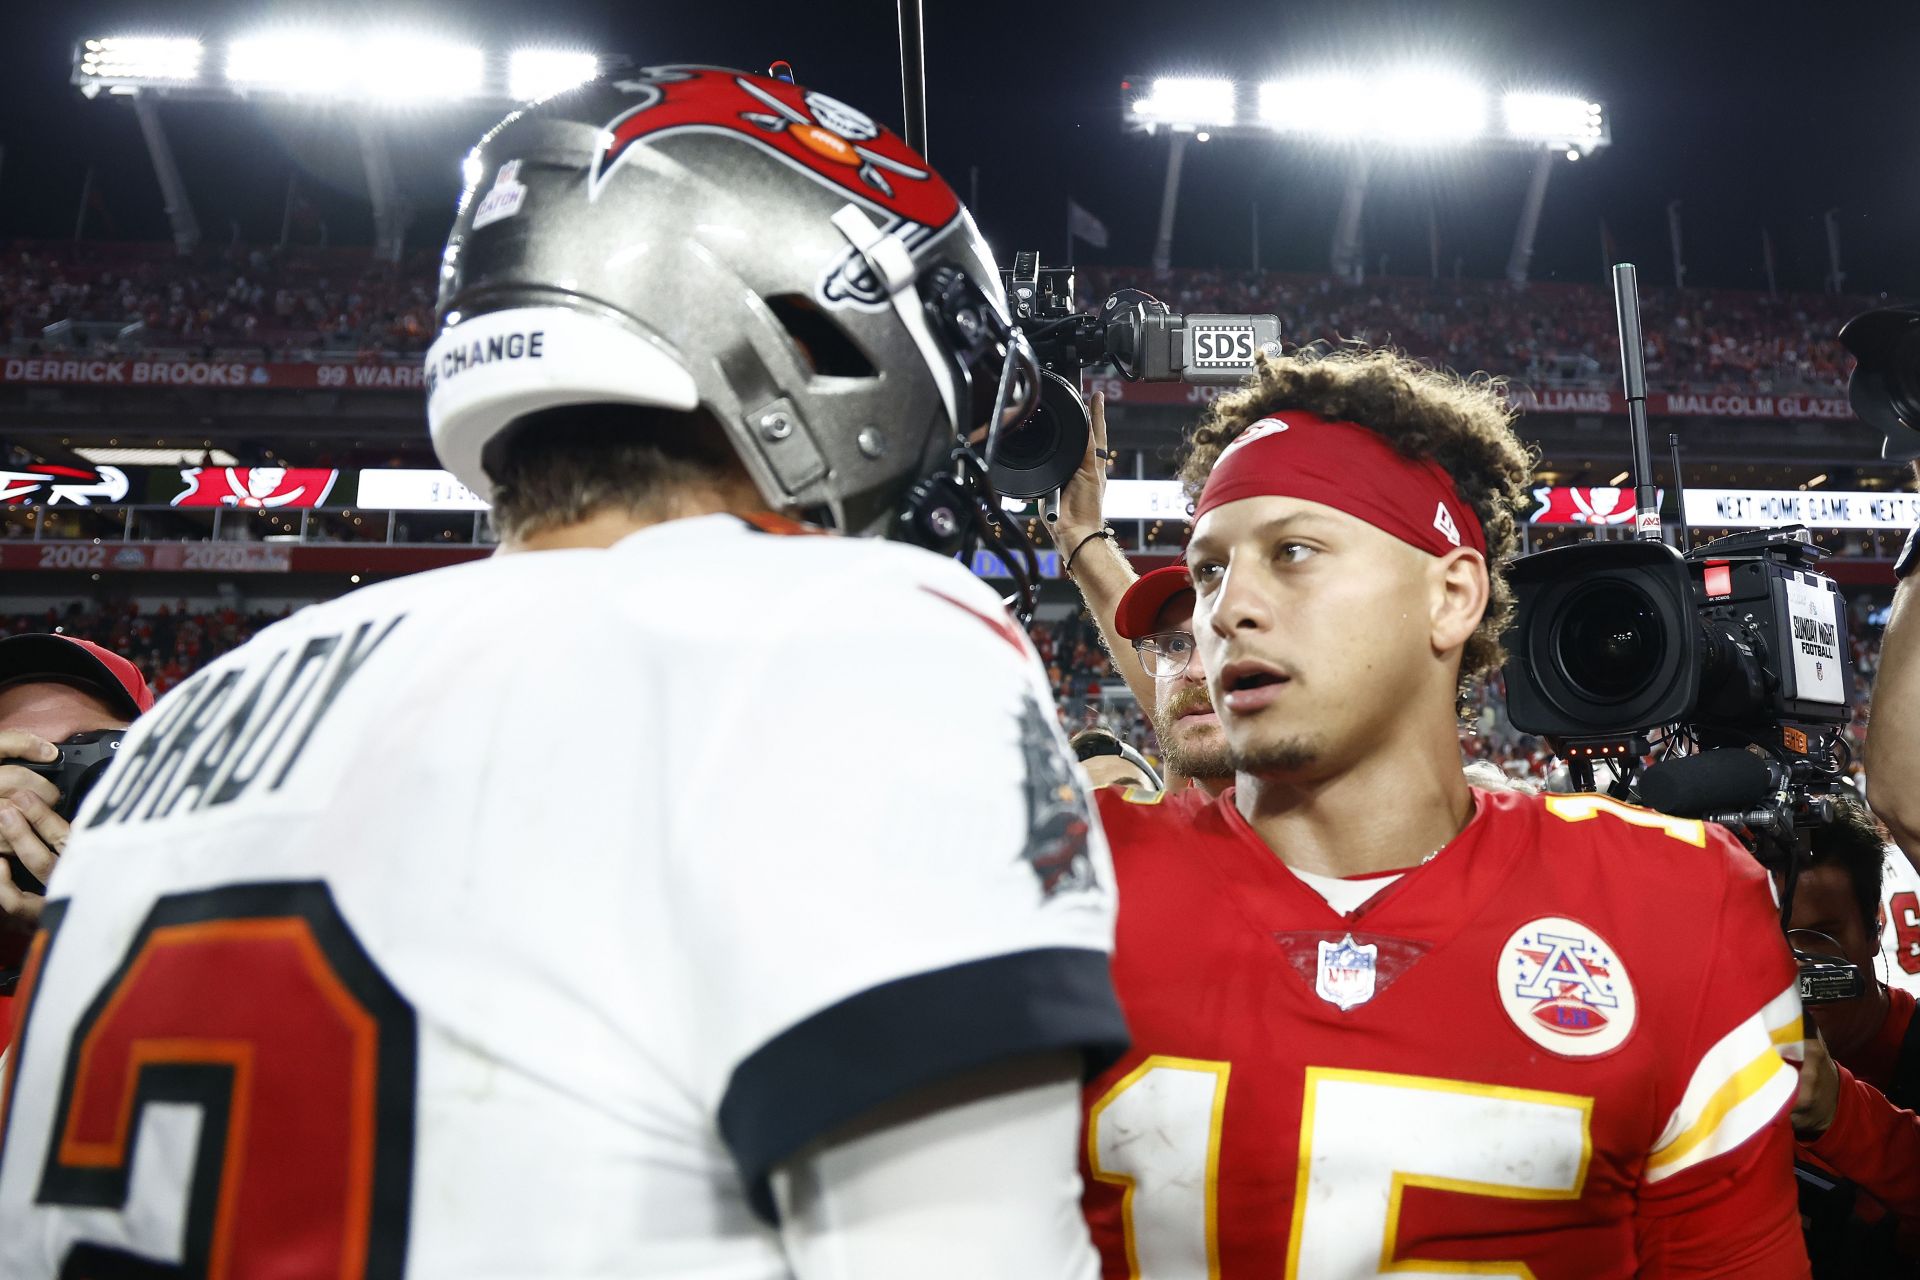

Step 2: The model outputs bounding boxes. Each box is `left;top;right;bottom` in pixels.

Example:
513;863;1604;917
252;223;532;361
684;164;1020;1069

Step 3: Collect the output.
1497;915;1637;1057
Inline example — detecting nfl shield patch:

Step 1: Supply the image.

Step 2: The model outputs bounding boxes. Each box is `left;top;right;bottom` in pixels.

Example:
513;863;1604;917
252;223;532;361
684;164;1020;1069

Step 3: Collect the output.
1315;934;1379;1011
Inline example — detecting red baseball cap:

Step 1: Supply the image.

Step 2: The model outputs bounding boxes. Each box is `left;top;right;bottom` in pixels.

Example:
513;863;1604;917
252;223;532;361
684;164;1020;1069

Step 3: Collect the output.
1114;565;1197;641
0;633;155;721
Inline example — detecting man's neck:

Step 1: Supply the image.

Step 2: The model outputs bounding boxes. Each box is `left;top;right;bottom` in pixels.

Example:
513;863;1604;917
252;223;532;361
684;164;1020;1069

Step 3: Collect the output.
1235;726;1474;879
500;487;763;554
1168;773;1231;799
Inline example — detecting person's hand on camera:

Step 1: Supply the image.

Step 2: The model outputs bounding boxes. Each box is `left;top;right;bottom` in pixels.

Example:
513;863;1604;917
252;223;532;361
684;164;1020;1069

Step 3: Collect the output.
1047;390;1111;548
1792;1025;1840;1140
0;729;67;931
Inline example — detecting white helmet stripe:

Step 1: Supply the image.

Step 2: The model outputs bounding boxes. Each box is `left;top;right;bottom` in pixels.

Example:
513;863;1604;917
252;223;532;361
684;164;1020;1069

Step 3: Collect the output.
425;306;699;495
830;204;960;434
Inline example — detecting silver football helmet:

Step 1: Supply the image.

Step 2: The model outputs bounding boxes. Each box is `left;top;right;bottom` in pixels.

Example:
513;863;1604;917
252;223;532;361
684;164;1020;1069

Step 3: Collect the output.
426;65;1040;574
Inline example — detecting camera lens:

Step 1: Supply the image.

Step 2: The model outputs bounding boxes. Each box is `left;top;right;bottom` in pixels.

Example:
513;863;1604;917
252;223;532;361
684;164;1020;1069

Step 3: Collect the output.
1552;579;1665;702
995;403;1063;472
987;370;1090;499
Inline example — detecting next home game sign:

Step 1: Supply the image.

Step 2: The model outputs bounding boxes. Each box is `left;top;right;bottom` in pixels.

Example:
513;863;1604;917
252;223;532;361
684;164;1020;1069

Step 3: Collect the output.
1681;488;1920;530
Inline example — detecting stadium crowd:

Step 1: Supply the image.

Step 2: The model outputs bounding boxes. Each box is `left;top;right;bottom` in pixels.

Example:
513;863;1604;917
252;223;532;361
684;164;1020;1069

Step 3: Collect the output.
1076;266;1869;395
0;601;290;697
0;598;1888;786
0;241;1874;394
0;241;438;360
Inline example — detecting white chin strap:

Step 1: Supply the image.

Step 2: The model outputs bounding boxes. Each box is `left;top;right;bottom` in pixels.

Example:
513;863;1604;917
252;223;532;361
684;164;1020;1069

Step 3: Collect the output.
830;205;961;435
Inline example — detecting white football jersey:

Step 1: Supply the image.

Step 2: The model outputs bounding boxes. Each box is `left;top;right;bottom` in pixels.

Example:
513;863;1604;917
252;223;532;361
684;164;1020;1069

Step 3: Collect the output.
1880;842;1920;997
0;514;1125;1278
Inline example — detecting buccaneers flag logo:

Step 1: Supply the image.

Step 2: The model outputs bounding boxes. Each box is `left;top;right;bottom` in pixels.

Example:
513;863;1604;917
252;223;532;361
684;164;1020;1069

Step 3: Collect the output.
1529;486;1658;526
589;66;960;232
171;467;339;509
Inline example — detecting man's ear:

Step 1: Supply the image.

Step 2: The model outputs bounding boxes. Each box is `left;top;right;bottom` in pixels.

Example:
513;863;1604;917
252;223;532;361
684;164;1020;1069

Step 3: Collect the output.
1429;548;1490;656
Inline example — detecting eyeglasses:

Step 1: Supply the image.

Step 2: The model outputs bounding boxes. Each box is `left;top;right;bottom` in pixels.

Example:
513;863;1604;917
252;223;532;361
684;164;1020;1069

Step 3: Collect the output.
1133;630;1195;679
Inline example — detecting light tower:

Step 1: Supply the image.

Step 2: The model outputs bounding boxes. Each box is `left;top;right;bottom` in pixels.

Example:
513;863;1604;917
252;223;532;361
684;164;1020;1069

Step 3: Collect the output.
1120;71;1611;283
73;34;608;260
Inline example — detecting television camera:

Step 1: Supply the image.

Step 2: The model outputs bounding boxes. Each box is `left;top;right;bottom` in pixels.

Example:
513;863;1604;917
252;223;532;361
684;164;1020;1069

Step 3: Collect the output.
1500;264;1860;1001
985;253;1279;499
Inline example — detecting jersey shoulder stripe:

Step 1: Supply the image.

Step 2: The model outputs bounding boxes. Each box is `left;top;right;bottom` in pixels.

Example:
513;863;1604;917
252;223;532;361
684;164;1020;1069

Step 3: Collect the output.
1644;979;1802;1182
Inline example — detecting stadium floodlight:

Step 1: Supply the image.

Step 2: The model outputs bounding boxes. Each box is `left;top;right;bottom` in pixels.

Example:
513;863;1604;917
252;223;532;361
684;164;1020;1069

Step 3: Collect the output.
1127;66;1611;285
1373;70;1487;142
226;32;356;96
79;32;620;104
1259;76;1369;138
509;49;599;102
357;35;485;102
1258;68;1487;143
1503;92;1607;150
78;37;203;84
1129;77;1236;129
228;31;482;101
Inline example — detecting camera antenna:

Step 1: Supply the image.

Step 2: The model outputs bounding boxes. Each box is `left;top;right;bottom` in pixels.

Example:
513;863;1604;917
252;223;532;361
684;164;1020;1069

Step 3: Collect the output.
896;0;928;156
1612;263;1664;544
1666;432;1691;553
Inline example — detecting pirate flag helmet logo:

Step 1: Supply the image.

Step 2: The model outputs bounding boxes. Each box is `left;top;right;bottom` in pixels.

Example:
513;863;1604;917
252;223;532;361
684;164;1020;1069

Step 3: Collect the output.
587;66;960;231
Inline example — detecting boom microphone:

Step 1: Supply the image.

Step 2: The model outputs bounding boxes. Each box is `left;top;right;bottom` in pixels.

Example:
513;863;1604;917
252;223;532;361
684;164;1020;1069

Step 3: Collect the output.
1637;749;1781;818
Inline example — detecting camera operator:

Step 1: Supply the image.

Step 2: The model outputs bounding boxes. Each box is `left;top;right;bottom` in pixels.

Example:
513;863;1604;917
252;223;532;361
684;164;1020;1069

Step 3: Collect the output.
1786;799;1920;1271
0;632;153;1045
1047;394;1148;697
1049;393;1231;797
0;634;152;925
1864;466;1920;866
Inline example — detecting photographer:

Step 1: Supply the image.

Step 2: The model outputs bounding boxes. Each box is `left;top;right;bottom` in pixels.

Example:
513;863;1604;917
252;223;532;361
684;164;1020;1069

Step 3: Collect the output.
1050;394;1231;796
0;632;152;1045
0;633;152;926
1864;466;1920;866
1047;392;1150;703
1787;799;1920;1271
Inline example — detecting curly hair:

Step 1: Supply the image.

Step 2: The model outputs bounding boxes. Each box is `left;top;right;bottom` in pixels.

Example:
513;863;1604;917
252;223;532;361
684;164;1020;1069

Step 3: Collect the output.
1176;346;1534;706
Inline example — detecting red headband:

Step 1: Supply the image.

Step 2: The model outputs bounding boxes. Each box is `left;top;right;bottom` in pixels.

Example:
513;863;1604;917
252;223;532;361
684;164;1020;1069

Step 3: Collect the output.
1192;412;1486;558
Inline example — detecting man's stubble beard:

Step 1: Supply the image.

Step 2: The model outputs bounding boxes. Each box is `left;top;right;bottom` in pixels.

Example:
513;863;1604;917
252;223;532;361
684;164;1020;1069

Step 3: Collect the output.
1228;735;1323;774
1153;686;1233;782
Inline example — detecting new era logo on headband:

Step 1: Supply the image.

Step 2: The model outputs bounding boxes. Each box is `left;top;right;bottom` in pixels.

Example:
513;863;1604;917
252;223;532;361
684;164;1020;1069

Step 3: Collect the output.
1432;502;1461;547
1216;417;1291;463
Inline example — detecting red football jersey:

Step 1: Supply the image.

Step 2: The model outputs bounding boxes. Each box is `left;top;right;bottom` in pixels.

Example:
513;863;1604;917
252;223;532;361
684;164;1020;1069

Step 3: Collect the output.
1085;786;1810;1279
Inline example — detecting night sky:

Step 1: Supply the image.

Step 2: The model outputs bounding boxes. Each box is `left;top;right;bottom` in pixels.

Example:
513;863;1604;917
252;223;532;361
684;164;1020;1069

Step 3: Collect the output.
3;0;1918;296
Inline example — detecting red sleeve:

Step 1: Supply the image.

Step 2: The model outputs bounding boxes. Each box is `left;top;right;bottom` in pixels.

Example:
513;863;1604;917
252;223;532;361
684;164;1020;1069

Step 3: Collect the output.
1630;825;1808;1277
1634;1116;1810;1278
1804;1063;1920;1219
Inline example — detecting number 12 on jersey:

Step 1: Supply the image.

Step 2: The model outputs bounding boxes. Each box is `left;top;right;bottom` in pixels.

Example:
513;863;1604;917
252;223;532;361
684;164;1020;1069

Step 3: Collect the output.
1089;1059;1593;1279
0;883;416;1278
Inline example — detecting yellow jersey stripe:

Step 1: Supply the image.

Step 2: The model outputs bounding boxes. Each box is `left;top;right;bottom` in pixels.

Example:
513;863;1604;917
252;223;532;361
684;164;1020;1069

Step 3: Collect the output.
1646;1048;1789;1173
